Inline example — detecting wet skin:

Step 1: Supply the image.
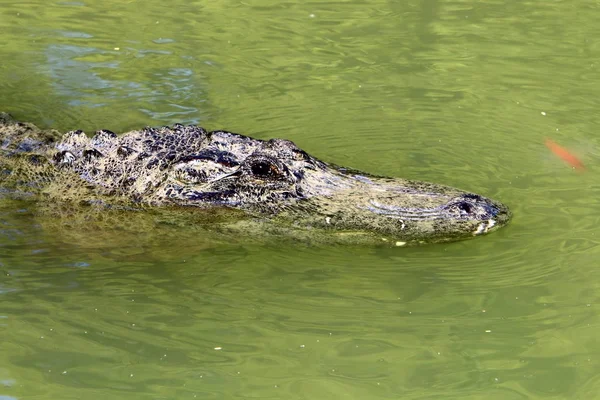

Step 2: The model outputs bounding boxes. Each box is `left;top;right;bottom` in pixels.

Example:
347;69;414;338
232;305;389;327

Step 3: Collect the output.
0;112;511;245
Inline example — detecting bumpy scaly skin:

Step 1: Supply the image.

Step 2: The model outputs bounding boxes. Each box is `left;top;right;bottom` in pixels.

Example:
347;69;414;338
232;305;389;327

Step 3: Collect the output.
0;112;511;244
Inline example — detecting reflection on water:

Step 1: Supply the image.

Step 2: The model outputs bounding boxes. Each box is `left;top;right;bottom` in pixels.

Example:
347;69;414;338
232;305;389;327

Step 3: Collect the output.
45;44;120;103
0;195;599;399
44;43;204;123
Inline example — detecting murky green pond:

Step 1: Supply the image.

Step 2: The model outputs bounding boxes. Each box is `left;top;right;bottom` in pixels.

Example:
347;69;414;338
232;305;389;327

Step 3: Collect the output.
2;0;600;398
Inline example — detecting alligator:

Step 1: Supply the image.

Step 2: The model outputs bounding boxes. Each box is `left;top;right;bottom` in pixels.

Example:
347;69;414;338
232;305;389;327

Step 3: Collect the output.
0;112;511;245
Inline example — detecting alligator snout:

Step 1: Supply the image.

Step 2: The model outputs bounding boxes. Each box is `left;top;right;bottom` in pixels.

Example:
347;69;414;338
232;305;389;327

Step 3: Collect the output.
310;177;512;245
444;193;511;236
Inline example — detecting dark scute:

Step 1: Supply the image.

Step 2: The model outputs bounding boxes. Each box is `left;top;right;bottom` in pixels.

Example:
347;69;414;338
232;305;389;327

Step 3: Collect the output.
293;170;305;180
96;129;117;138
177;149;239;167
463;194;483;201
83;149;103;160
146;158;159;169
52;151;64;163
292;149;311;161
53;150;74;164
117;146;134;158
122;177;136;187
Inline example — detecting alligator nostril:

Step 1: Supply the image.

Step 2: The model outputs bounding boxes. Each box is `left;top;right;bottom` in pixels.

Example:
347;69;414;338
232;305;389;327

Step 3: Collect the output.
457;202;473;214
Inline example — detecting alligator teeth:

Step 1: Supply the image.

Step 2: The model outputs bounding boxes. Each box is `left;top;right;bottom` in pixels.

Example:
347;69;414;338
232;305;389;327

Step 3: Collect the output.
473;219;496;236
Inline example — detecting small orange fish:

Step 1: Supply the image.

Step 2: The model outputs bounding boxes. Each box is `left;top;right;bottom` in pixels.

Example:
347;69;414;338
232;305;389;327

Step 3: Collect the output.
545;138;586;171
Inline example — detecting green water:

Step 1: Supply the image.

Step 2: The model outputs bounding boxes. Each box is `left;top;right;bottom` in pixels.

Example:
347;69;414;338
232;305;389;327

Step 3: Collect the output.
1;0;600;398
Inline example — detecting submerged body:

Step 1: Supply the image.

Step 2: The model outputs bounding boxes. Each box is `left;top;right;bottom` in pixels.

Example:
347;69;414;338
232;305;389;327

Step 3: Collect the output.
0;112;510;245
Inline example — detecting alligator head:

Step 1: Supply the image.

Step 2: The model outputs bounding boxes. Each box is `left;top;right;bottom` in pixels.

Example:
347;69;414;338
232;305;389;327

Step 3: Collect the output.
143;131;510;244
1;116;511;245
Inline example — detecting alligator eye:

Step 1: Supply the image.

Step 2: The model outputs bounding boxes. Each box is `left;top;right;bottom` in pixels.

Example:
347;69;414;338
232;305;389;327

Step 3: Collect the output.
251;161;279;178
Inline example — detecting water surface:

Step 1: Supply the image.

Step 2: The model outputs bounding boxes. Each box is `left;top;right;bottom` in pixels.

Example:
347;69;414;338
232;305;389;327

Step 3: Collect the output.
1;0;600;398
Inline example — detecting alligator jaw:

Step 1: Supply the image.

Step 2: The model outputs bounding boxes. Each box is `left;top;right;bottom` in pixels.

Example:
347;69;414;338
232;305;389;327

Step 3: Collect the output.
283;173;511;245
